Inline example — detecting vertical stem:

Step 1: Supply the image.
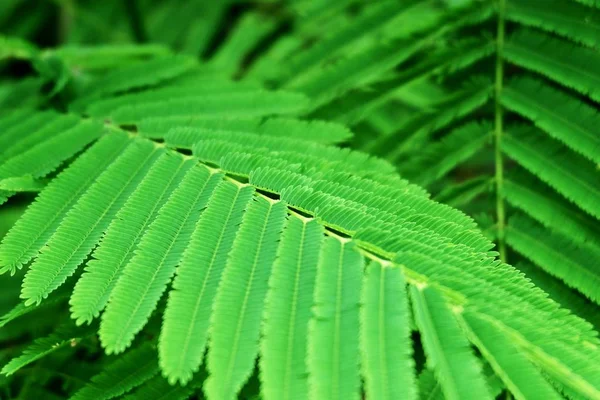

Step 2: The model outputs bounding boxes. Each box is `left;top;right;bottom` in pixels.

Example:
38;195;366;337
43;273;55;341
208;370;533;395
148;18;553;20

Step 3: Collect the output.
58;0;74;44
124;0;148;43
494;0;507;262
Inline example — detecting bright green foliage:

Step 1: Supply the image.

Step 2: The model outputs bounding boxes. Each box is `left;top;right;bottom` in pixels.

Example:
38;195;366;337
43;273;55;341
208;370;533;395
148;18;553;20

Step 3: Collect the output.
260;216;323;400
160;182;254;385
21;138;159;306
70;152;192;325
503;173;600;246
360;262;415;400
505;29;600;102
0;120;103;179
0;133;131;275
52;44;170;70
110;90;309;124
0;110;97;199
84;80;260;118
2;0;600;399
100;164;221;354
204;197;287;400
506;0;600;46
462;312;562;400
308;238;363;400
399;121;491;186
73;54;197;107
410;286;492;400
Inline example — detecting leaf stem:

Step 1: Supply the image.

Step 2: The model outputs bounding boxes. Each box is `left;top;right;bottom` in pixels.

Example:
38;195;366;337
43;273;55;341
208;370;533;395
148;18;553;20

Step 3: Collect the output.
494;0;507;262
124;0;148;43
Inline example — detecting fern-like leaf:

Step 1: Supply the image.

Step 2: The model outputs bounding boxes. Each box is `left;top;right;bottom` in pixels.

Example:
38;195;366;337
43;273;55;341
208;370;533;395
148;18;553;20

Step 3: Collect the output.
506;0;600;47
99;164;221;354
410;285;492;400
1;324;92;376
504;172;600;246
0;120;104;180
0;133;130;275
70;343;159;400
204;196;287;399
503;127;600;219
69;152;192;325
505;29;600;102
461;311;561;400
73;55;196;106
160;181;254;385
308;238;363;400
259;215;323;400
502;77;600;163
20;138;159;305
110;90;309;124
506;214;600;304
360;262;416;400
122;374;197;400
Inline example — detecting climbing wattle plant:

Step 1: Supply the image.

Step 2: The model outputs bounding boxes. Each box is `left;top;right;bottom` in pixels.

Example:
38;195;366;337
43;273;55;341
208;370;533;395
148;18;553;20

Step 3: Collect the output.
1;0;599;399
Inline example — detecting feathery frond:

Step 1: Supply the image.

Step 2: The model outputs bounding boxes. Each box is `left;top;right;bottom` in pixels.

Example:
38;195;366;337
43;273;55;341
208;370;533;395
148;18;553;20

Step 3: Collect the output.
360;262;416;400
410;285;492;400
259;216;323;400
1;324;92;376
160;182;254;385
204;197;287;400
71;344;159;400
100;164;221;354
307;238;363;400
70;152;192;325
3;1;600;398
461;311;562;400
21;138;159;305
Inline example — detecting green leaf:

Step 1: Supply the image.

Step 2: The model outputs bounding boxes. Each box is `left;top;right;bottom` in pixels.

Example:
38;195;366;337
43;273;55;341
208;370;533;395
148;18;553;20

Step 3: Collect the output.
0;176;46;192
506;0;600;47
74;55;197;106
111;90;309;124
1;324;92;376
506;214;600;304
69;152;193;325
160;181;254;385
122;374;197;400
204;197;287;400
504;172;600;246
99;164;221;354
461;311;561;400
20;138;159;305
503;77;600;164
70;344;159;400
259;215;323;400
505;29;600;103
0;133;130;275
308;238;363;400
360;262;416;400
503;127;600;219
0;120;104;179
410;285;492;400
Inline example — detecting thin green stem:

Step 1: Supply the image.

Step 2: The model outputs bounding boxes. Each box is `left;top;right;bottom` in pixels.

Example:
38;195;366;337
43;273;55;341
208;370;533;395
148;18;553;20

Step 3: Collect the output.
494;0;507;263
124;0;148;43
58;0;74;44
